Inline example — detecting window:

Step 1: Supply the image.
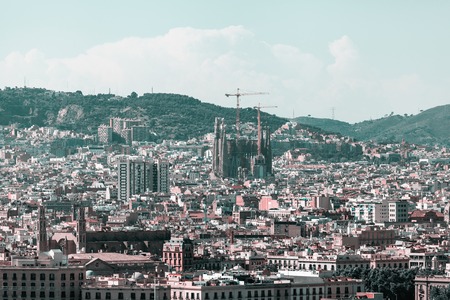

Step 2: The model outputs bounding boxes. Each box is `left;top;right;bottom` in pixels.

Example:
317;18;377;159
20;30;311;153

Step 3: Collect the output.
106;292;111;299
79;273;84;280
1;274;6;280
49;273;55;281
96;292;101;299
49;291;55;298
61;291;66;298
40;273;46;281
31;291;36;298
61;273;66;281
21;273;26;280
131;292;136;299
119;292;124;299
70;273;75;280
86;292;91;299
140;293;146;300
21;291;27;298
40;291;46;298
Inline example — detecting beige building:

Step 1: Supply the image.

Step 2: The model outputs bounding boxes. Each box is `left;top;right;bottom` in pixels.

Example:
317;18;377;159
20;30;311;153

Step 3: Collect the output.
267;253;370;272
0;249;85;300
81;278;170;300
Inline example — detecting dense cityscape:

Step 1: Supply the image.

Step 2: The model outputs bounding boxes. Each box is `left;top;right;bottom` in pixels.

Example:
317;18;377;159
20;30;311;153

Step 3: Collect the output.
0;94;449;300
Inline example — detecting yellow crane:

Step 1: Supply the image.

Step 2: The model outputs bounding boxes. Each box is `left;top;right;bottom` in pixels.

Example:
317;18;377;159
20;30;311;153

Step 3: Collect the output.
225;88;268;139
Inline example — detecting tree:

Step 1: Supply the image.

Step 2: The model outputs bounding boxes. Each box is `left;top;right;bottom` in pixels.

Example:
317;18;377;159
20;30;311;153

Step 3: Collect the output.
129;91;138;98
334;267;418;300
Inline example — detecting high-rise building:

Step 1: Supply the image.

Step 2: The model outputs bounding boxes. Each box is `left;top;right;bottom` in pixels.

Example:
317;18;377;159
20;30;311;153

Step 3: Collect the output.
117;156;170;202
97;125;113;144
109;118;145;144
157;159;170;194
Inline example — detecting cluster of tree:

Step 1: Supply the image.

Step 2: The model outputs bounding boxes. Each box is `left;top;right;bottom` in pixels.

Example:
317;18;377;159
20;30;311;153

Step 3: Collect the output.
0;87;287;141
334;267;444;300
430;285;450;300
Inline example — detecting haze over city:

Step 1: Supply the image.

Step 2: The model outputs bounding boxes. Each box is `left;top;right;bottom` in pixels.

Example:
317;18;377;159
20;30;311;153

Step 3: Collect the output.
1;1;450;123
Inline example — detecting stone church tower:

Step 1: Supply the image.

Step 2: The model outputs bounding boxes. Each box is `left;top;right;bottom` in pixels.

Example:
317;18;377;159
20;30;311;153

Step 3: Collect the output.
76;206;87;253
37;205;48;253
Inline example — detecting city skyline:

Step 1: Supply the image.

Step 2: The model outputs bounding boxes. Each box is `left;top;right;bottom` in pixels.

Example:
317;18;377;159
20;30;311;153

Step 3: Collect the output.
1;1;450;123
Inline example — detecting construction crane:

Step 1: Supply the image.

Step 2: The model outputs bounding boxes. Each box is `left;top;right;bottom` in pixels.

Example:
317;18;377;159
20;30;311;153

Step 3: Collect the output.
254;103;277;156
225;88;268;139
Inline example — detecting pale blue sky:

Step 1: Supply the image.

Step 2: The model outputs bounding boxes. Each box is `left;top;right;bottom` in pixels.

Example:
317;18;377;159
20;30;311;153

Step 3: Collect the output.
1;1;449;122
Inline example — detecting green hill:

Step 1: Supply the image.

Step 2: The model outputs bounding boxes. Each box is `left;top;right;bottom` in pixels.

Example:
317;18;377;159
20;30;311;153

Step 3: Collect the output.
294;105;450;145
0;87;288;140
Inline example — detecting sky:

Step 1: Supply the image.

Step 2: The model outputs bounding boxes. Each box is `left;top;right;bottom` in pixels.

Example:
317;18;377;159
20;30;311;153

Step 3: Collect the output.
1;1;449;123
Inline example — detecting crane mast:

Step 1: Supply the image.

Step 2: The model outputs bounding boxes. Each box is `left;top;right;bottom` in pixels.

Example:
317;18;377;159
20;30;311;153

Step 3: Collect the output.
225;88;268;139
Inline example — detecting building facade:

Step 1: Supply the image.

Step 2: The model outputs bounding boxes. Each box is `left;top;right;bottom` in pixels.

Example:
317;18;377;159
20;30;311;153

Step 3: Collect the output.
0;250;85;300
118;156;170;202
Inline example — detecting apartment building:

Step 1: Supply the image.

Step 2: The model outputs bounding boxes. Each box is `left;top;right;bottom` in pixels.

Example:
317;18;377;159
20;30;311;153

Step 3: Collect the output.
0;249;85;300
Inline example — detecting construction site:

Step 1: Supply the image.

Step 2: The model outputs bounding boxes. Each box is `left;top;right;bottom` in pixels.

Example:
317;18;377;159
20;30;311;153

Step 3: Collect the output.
212;89;275;179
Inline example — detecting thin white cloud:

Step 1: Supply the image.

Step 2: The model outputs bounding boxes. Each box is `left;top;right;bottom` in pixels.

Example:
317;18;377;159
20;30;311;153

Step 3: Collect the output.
0;27;445;123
